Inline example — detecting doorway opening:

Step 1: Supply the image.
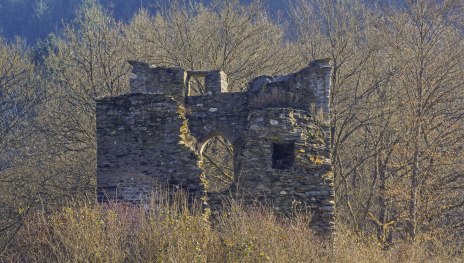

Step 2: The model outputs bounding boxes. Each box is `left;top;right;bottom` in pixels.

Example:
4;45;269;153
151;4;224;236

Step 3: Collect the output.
200;135;234;193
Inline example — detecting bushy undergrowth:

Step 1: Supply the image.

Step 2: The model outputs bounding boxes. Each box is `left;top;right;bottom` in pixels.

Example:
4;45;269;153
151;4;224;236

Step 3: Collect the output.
2;192;462;263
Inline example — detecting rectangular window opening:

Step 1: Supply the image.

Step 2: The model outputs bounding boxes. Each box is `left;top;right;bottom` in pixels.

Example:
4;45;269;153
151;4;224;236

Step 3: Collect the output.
187;74;206;96
272;142;295;170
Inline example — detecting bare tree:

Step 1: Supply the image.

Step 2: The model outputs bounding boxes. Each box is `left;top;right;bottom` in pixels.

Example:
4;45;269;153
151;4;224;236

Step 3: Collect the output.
291;0;464;244
290;0;397;236
125;0;296;92
376;0;464;240
0;38;46;253
43;1;131;198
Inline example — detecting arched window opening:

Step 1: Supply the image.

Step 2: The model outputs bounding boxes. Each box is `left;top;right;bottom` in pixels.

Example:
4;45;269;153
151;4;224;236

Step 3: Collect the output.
200;135;234;193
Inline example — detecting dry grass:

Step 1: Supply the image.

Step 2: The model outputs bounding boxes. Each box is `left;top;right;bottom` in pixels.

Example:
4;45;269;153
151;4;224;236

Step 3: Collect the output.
2;191;462;263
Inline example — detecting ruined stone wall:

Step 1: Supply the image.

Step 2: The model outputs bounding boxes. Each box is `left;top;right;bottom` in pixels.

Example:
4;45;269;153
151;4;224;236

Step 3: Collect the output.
248;59;331;114
96;93;202;202
236;108;334;232
96;59;334;234
128;61;187;101
185;93;248;145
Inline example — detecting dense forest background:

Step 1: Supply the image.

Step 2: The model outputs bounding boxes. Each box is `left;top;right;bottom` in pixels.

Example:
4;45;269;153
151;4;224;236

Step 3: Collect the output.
1;0;293;42
0;0;462;261
1;0;169;42
0;0;407;42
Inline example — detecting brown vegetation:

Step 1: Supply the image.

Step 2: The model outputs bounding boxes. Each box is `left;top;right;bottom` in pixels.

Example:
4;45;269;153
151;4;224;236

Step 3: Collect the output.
3;192;461;263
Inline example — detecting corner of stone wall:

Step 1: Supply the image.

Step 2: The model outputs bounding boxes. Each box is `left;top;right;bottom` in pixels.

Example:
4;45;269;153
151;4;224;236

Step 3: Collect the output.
205;70;228;93
128;60;187;101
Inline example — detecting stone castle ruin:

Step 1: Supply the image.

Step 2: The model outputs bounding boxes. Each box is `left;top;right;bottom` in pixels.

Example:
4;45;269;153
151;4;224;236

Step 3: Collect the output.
96;59;335;234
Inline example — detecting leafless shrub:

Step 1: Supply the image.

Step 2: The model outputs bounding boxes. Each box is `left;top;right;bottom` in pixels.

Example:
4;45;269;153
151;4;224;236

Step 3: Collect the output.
2;189;462;262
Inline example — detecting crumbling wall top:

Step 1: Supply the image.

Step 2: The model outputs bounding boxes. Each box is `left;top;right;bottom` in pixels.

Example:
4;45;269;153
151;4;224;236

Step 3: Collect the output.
187;70;228;95
128;61;229;98
128;60;187;101
246;60;331;114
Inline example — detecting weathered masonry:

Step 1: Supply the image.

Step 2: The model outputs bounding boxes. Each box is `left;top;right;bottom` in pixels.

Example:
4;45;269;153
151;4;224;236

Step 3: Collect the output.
96;59;335;234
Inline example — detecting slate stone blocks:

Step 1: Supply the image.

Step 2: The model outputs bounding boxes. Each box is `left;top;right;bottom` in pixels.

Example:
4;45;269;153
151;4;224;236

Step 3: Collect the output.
96;60;334;234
